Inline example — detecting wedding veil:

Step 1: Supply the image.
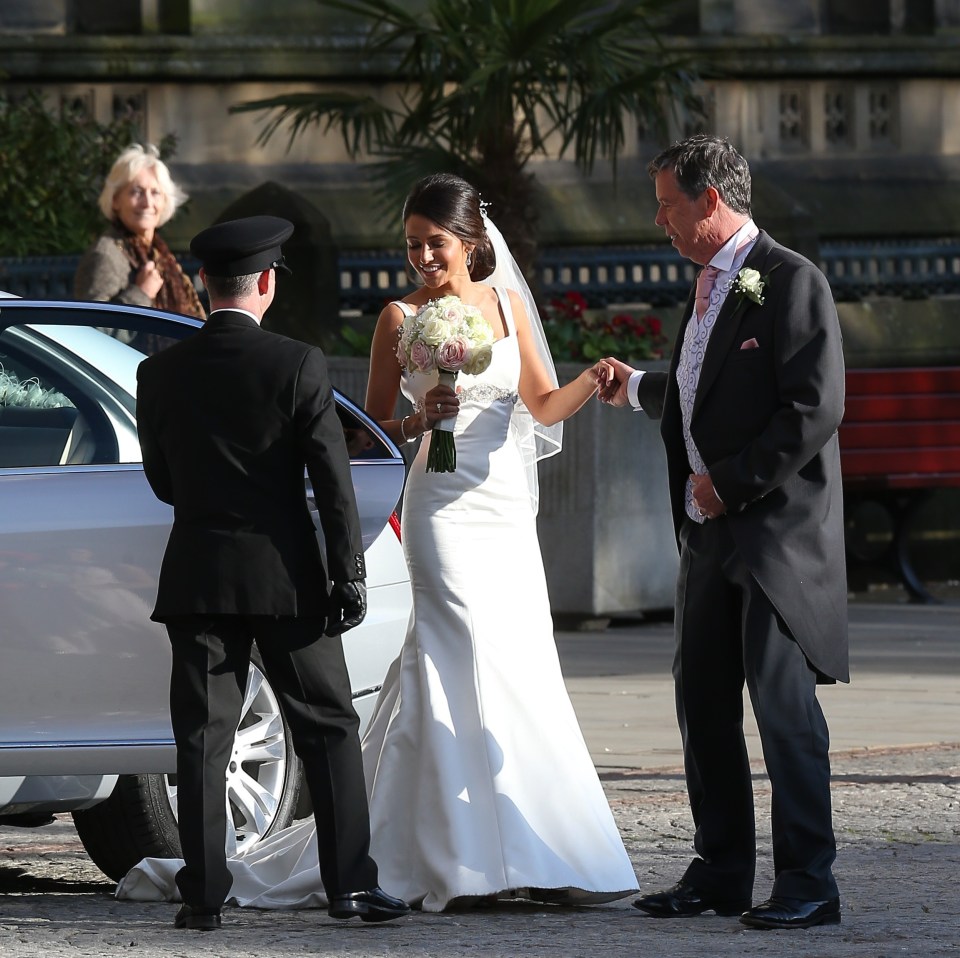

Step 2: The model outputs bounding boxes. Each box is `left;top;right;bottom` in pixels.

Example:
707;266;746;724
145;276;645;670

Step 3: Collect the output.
479;213;562;514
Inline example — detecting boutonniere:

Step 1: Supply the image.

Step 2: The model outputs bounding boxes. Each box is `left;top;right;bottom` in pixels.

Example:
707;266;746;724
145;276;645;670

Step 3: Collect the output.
732;263;780;306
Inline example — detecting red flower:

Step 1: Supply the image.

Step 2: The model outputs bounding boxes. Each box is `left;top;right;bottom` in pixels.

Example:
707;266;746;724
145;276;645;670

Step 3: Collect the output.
548;291;588;320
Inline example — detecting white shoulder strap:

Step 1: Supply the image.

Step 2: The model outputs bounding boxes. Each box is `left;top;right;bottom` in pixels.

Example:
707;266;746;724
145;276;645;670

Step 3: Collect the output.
391;300;416;318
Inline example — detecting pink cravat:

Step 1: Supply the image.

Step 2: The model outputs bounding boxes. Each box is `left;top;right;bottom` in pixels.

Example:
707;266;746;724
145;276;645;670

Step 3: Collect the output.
695;265;720;320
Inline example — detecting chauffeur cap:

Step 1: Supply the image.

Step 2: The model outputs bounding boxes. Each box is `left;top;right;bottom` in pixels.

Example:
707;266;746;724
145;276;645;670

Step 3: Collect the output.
190;215;294;278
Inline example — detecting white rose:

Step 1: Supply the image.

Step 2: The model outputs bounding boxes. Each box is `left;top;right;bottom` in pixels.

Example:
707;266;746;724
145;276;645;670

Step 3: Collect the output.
735;267;765;304
464;311;494;345
421;314;454;346
462;343;494;376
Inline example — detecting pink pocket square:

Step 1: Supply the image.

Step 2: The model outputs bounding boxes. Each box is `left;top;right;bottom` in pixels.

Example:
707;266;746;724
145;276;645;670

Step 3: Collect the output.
740;338;760;350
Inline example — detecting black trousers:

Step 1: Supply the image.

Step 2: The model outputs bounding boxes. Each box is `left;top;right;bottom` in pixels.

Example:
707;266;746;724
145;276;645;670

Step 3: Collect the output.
166;614;378;909
674;518;838;903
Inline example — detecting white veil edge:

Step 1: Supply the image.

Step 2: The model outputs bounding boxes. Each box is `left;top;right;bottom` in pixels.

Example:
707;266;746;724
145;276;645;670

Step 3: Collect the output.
479;213;562;514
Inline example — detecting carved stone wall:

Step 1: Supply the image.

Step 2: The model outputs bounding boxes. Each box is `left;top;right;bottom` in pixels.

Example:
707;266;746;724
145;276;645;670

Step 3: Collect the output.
2;1;959;249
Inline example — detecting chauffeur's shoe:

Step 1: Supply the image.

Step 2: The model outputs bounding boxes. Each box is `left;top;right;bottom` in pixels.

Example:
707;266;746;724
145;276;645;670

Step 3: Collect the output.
328;886;411;922
173;904;222;930
740;896;841;929
633;879;751;918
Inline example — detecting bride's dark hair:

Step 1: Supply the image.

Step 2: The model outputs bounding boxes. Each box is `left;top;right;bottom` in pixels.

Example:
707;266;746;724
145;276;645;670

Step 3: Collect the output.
402;173;496;281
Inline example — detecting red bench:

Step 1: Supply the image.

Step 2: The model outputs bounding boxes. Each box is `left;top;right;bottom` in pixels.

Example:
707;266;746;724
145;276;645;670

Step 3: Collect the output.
840;366;960;601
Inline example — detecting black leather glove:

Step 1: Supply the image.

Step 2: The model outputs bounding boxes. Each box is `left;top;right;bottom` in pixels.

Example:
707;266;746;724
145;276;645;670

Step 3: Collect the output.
325;580;367;636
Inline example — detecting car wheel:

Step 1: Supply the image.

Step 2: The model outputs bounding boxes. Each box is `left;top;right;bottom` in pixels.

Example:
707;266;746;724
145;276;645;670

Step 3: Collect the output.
72;650;303;882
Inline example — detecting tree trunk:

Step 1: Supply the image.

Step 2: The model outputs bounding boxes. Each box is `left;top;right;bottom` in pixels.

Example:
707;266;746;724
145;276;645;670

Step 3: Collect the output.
471;129;540;285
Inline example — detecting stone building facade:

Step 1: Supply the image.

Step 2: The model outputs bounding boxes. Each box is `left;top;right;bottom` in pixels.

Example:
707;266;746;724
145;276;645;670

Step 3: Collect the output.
2;0;959;259
2;0;958;605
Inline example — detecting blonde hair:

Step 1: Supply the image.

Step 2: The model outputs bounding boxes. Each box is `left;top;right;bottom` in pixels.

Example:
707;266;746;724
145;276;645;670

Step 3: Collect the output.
97;143;187;227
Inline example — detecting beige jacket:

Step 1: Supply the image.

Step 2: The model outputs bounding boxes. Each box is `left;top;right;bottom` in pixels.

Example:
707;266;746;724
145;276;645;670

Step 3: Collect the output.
74;226;153;308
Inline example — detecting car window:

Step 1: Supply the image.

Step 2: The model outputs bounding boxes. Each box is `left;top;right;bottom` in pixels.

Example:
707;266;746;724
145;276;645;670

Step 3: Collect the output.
335;397;397;462
0;303;400;470
93;325;184;357
0;325;125;467
0;303;203;468
0;343;81;468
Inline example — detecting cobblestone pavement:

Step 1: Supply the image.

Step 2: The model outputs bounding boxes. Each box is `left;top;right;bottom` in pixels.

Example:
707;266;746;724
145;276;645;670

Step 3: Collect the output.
1;598;958;957
2;744;956;957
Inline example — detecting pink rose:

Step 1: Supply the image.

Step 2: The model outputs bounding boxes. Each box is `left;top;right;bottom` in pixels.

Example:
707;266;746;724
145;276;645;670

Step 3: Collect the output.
410;340;436;372
436;337;468;371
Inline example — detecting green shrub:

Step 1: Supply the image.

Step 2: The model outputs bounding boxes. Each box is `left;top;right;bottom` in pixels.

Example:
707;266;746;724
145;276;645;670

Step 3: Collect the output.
0;90;176;257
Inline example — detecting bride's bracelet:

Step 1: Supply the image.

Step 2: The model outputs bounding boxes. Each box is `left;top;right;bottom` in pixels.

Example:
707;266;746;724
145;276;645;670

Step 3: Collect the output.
399;414;417;444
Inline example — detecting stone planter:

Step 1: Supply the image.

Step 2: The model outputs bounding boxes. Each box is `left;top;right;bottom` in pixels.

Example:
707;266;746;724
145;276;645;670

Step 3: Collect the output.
537;361;677;617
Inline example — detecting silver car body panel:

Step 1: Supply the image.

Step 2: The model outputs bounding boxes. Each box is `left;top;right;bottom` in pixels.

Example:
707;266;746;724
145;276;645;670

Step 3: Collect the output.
0;773;118;816
0;300;410;808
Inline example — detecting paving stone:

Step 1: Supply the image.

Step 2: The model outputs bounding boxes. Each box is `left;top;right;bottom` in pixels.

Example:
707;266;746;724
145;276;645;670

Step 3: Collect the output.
1;598;957;957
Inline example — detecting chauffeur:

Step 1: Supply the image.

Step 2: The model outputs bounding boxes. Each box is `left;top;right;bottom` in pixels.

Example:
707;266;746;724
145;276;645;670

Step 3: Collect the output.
136;215;410;929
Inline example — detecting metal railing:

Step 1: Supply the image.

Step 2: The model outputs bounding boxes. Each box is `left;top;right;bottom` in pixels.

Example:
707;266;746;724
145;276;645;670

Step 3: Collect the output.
0;255;85;301
4;239;960;312
818;239;960;300
336;246;699;309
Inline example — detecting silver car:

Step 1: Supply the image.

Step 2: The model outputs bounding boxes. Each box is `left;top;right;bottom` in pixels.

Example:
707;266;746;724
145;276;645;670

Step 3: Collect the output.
0;299;410;880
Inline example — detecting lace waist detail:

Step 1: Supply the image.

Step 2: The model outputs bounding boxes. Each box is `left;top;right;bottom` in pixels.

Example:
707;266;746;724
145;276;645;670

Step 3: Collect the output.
458;384;518;405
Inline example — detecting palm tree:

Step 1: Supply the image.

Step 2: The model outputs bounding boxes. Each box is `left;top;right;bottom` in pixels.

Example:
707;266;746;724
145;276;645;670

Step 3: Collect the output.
232;0;701;274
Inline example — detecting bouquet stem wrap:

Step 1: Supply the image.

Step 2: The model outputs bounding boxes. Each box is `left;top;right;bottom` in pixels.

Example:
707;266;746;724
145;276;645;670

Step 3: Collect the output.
426;369;458;473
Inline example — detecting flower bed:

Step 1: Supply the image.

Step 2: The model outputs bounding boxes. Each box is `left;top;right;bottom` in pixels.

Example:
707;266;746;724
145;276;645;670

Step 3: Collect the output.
540;291;670;363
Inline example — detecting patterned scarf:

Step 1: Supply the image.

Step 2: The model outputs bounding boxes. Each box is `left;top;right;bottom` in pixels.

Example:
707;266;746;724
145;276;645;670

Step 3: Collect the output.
116;223;205;320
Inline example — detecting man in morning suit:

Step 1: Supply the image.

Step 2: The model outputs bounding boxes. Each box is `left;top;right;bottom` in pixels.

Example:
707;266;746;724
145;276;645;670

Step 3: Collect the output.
599;135;848;930
136;215;409;929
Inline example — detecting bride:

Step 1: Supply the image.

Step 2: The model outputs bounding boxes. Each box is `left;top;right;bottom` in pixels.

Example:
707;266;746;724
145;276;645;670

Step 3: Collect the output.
118;173;638;913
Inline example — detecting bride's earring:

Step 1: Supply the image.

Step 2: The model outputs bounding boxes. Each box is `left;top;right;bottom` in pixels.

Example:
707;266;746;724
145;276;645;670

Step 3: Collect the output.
466;251;473;268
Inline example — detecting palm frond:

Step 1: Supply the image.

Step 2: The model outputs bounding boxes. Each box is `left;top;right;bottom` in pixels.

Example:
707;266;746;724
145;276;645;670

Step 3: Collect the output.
362;143;478;230
226;0;706;264
231;90;397;156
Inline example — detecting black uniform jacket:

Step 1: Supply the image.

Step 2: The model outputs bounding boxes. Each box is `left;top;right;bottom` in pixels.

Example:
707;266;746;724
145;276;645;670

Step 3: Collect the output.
136;309;364;622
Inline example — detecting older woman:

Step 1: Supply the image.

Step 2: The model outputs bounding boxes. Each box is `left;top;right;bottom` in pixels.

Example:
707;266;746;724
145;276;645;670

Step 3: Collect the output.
74;144;205;320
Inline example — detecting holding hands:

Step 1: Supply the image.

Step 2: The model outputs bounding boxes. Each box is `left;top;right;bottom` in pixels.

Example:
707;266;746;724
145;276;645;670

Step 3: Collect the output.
586;360;616;391
596;356;637;407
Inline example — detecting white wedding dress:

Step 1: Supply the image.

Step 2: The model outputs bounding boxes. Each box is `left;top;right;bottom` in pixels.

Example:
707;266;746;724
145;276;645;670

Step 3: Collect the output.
117;288;638;912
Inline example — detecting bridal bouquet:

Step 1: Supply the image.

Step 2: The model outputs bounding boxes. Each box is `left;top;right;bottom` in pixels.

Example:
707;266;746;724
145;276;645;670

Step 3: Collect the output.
0;369;71;409
396;294;495;473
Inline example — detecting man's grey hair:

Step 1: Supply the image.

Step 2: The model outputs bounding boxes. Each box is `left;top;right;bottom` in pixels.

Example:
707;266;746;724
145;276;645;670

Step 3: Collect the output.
648;134;752;216
203;272;260;300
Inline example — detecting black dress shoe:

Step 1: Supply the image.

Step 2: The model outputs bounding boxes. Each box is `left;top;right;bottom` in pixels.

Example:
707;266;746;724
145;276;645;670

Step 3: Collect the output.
328;886;411;923
633;879;751;918
173;904;222;930
740;896;841;929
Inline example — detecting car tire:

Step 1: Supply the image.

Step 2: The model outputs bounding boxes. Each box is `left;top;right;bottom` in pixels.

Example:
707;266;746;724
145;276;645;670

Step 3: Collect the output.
72;650;304;882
